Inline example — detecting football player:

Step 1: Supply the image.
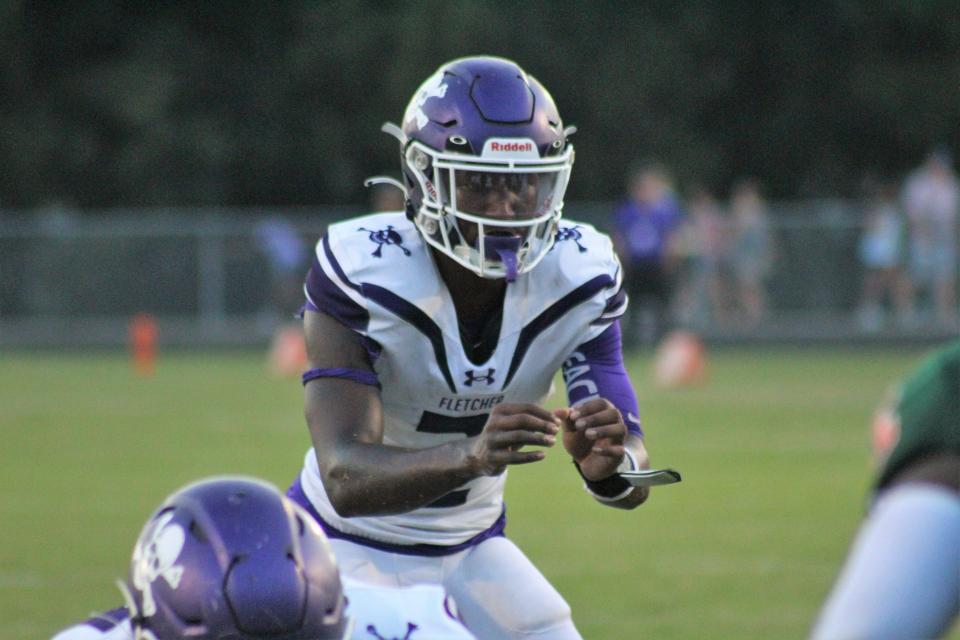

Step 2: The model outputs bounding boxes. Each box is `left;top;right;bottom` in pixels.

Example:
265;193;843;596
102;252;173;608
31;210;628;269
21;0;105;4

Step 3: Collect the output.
52;476;475;640
287;56;656;639
811;340;960;639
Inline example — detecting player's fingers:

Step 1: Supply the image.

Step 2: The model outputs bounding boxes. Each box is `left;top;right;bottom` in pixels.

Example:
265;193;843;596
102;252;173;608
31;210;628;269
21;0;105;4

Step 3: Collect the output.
501;450;547;466
489;412;560;434
567;398;615;420
489;429;556;449
583;423;627;442
590;443;626;459
493;402;559;423
570;408;623;431
553;407;575;432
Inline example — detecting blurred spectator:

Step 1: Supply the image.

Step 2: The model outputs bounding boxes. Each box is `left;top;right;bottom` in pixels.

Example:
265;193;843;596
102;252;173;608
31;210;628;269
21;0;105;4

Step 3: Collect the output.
729;178;774;325
673;185;731;327
611;162;684;347
855;177;909;332
900;146;959;328
254;217;309;325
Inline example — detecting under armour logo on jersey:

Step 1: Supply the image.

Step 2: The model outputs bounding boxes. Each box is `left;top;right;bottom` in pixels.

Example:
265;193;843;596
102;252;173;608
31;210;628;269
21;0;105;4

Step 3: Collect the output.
358;225;412;258
553;225;587;252
366;622;419;640
463;368;496;387
130;512;186;617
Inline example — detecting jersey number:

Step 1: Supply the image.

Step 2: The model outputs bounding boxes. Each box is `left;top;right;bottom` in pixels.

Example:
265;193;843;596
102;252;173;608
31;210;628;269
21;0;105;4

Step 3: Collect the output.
416;411;488;508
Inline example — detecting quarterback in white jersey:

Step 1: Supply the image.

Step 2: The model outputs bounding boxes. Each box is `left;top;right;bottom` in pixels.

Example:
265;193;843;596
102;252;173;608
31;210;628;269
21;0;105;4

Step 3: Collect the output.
287;57;657;639
52;476;474;640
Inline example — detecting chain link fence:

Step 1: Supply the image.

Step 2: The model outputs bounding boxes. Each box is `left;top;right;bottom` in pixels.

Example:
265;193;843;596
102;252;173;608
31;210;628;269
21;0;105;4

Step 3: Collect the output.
1;201;956;347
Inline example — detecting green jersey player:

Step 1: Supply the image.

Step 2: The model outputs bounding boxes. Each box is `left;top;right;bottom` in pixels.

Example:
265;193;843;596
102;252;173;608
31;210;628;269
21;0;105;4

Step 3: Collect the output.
811;340;960;639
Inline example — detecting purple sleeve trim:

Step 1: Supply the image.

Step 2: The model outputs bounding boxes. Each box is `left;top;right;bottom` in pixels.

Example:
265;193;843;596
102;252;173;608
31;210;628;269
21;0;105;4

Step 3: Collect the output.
302;367;380;389
84;606;130;632
562;320;643;436
304;254;369;331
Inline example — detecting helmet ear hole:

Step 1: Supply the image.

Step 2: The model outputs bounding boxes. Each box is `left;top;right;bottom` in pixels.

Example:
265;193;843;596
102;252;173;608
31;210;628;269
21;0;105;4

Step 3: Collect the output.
445;135;473;154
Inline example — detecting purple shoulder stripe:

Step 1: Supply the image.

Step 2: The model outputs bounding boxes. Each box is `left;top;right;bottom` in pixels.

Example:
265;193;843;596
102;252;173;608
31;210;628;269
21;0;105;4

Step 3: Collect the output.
304;253;369;332
602;285;628;316
503;274;614;389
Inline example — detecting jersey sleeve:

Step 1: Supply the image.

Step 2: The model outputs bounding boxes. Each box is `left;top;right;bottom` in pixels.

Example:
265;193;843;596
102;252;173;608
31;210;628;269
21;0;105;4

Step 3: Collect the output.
561;320;642;436
51;607;132;640
550;222;629;352
595;253;628;326
304;233;371;334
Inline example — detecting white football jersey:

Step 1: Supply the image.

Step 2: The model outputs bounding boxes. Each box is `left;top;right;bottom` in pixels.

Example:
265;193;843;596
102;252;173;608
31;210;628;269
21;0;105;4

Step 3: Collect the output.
300;212;625;546
51;578;475;640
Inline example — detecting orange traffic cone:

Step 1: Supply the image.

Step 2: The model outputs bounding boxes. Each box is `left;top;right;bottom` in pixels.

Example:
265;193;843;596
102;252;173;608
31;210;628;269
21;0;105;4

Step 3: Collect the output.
268;324;308;378
129;313;158;377
653;330;707;388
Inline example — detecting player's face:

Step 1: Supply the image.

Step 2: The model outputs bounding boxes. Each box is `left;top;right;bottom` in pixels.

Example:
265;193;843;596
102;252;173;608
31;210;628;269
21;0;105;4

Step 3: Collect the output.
450;170;556;246
456;171;541;219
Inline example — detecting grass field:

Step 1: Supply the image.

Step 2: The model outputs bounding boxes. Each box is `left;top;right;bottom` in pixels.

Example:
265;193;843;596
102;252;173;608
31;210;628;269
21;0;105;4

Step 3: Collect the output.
2;345;956;639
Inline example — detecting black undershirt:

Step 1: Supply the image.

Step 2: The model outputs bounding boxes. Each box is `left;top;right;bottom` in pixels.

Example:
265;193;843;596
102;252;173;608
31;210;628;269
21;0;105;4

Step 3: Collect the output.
457;306;503;365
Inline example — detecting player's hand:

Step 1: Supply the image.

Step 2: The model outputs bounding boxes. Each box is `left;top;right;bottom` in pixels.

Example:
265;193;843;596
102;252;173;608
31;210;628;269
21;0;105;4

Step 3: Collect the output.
555;398;627;481
468;403;559;476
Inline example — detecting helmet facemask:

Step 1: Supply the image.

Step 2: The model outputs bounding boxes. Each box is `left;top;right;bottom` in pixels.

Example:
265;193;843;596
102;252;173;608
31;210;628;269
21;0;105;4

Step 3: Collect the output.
403;139;573;281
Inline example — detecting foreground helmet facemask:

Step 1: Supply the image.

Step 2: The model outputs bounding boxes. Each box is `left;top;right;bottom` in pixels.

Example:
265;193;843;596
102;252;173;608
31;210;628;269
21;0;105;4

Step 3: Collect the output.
372;56;575;282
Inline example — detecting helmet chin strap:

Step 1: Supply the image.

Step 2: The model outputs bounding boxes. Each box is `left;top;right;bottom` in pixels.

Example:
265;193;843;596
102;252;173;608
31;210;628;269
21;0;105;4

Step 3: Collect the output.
484;235;522;282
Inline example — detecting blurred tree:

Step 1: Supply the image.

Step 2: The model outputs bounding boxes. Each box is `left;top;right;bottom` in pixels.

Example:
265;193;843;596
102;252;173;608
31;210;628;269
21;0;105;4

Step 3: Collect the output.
0;0;957;209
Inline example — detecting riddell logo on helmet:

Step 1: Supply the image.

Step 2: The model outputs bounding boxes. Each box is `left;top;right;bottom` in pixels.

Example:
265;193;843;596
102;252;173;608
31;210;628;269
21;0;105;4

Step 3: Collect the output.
491;141;533;152
482;138;540;159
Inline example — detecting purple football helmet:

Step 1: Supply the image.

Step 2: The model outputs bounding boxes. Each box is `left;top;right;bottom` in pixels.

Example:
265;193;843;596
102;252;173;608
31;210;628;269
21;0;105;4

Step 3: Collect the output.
120;476;349;640
378;56;575;281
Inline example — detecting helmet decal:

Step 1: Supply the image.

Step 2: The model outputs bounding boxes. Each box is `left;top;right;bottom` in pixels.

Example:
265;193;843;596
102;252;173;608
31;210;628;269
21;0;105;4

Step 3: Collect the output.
131;511;185;617
405;72;449;130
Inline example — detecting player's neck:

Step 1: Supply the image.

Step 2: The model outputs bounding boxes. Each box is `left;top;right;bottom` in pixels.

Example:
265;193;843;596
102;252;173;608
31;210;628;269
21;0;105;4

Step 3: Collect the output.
433;249;506;320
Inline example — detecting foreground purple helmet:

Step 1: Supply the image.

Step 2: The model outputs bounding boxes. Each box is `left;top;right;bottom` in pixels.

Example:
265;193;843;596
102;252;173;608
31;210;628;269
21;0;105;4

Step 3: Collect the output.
121;477;348;640
377;56;575;281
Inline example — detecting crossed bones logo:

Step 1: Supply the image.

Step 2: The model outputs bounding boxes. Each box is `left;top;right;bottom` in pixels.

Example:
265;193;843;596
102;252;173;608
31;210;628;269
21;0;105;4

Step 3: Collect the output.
359;226;412;258
131;512;186;617
553;225;587;252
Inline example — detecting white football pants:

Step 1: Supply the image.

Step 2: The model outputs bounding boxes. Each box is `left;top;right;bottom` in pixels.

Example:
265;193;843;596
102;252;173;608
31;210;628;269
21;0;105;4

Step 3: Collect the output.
330;536;582;640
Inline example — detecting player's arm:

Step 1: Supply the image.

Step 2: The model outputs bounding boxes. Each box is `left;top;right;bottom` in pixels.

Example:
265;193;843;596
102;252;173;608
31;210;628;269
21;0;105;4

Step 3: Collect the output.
557;320;650;510
304;309;557;517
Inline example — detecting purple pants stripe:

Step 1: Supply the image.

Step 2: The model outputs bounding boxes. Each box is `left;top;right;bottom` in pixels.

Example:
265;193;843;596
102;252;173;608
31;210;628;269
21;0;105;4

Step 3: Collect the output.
285;475;506;557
